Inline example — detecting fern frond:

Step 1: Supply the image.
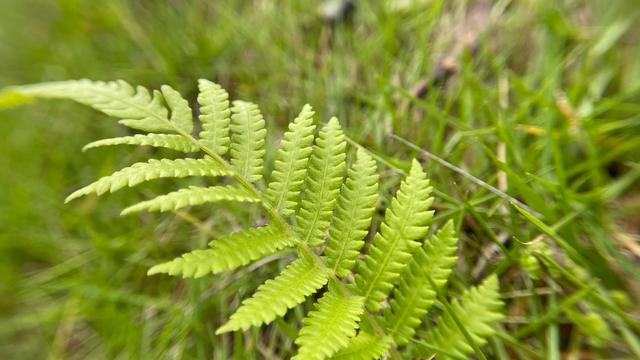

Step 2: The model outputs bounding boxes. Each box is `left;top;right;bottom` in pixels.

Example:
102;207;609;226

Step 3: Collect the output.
325;149;379;276
82;134;199;152
384;220;458;345
197;79;231;155
121;185;260;215
148;225;294;278
295;117;346;246
230;100;266;182
65;157;231;203
217;254;331;333
294;284;365;360
355;159;434;312
4;78;508;358
160;85;194;133
266;105;316;217
9;80;176;133
419;275;504;360
332;332;393;360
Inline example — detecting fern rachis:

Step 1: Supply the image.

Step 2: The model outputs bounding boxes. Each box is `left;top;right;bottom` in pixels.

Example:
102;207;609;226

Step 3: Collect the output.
3;79;505;360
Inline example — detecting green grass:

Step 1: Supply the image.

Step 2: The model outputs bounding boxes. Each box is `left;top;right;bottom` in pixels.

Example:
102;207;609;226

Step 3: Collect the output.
1;0;639;358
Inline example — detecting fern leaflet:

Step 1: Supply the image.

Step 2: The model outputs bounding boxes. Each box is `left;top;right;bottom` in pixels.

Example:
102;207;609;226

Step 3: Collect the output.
294;283;365;360
295;117;346;246
418;275;504;359
160;85;194;133
148;225;294;278
9;80;176;133
230;100;266;182
355;159;434;312
83;134;198;152
332;332;393;360
217;254;331;333
121;185;260;215
266;104;316;217
197;79;231;155
65;157;232;202
384;220;458;344
325;149;379;276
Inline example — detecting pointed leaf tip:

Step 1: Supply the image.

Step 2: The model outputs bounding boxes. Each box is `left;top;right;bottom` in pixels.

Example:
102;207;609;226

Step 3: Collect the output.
327;116;341;127
410;158;423;170
64;192;82;204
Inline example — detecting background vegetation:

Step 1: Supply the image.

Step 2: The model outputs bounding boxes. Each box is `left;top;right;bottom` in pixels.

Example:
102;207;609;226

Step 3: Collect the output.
1;0;639;358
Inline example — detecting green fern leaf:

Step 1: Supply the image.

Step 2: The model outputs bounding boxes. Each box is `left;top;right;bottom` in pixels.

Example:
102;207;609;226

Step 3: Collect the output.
230;100;266;182
197;79;231;155
355;159;434;312
332;332;392;360
148;225;294;278
384;220;458;345
65;157;231;203
121;185;260;215
266;104;316;217
217;254;331;333
9;80;176;133
294;284;365;360
419;275;504;360
4;78;507;359
82;134;198;152
160;85;193;133
295;117;346;246
325;149;379;276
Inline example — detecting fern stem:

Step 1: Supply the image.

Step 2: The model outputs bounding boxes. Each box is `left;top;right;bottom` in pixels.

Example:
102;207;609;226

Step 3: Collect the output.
170;126;291;233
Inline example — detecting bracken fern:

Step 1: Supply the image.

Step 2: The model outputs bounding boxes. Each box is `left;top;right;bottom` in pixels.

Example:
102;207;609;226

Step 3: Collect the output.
3;79;505;359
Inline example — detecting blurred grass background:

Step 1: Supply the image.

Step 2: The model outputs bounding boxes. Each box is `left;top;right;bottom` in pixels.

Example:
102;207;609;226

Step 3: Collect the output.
1;0;639;358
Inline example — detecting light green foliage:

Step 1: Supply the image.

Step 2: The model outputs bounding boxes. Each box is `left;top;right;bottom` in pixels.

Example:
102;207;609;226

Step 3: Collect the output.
217;254;331;333
197;79;231;155
160;85;193;133
121;185;260;215
266;104;316;217
384;220;458;344
230;100;266;182
420;275;505;359
295;118;346;246
332;332;393;360
325;149;379;276
65;157;231;202
82;133;198;152
6;79;505;360
9;80;174;132
355;159;434;312
3;2;639;358
148;225;294;278
294;283;365;360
